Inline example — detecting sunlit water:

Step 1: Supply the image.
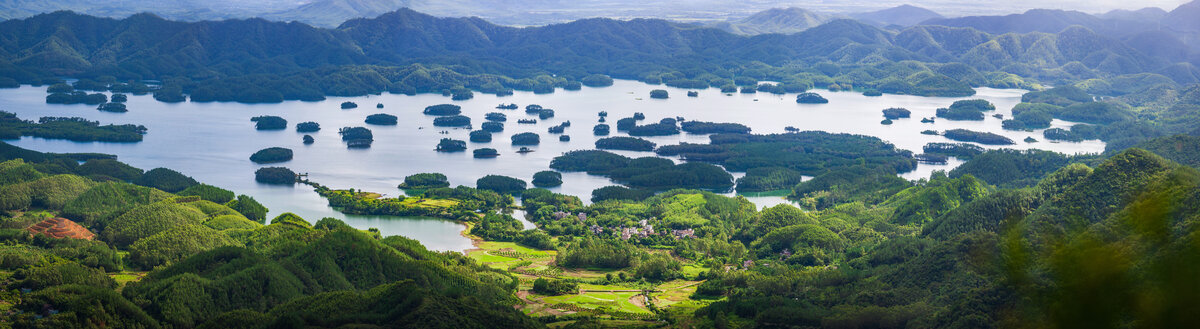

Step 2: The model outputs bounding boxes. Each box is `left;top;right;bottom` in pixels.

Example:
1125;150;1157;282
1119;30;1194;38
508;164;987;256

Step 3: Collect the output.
0;80;1104;251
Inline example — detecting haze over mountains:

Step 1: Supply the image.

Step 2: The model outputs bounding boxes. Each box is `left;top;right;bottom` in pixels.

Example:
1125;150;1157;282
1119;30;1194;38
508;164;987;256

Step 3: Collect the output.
0;0;1192;28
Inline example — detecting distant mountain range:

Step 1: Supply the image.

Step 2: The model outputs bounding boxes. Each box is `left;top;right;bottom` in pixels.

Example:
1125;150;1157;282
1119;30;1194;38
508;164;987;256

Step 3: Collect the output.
709;7;835;35
2;1;1195;33
851;4;944;27
3;7;1197;84
263;0;413;28
917;2;1200;51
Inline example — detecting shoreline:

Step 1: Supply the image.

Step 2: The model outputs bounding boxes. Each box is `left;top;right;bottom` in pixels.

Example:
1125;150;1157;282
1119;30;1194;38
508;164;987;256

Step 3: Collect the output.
459;221;484;255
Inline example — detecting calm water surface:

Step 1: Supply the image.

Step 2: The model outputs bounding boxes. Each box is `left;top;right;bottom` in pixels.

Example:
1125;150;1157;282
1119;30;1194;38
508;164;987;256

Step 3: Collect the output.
0;80;1104;251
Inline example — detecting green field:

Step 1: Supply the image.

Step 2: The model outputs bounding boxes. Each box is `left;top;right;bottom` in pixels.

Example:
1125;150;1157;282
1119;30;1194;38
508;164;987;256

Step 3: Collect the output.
543;291;650;314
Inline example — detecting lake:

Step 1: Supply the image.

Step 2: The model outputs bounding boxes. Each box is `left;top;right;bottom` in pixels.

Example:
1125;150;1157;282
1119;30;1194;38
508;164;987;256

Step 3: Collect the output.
0;80;1105;252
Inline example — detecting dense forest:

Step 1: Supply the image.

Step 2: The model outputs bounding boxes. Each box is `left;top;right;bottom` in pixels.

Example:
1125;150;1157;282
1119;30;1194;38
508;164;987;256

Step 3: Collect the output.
0;142;539;328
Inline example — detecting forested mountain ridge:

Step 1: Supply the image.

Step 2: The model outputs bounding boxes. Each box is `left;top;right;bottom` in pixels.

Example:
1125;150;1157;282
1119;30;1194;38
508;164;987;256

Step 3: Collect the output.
2;7;1198;104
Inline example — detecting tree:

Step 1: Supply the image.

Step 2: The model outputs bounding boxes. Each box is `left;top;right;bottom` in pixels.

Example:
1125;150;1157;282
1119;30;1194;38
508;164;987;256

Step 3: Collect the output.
249;147;293;164
255;167;296;185
364;113;397;125
399;173;450;189
532;278;578;295
532;171;562;187
250;116;287;130
511;132;540;145
477;175;527;195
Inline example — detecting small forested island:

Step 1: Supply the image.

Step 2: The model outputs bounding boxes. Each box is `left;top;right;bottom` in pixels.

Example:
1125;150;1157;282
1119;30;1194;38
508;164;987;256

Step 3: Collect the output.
296;121;321;132
687;91;699;97
47;91;108;105
649;89;668;99
97;102;127;113
110;94;128;102
376;103;383;108
627;122;680;136
680;121;750;134
424;104;462;115
481;121;504;132
469;130;492;142
796;92;828;104
559;135;570;141
547;122;569;134
473;148;499;158
433;115;471;127
942;128;1016;145
538;109;555;119
485;112;507;121
595;136;656;151
882;107;911;119
532;170;563;187
881;119;894;125
525;105;543;113
364;113;398;125
436;138;467;152
936;99;996;121
511;132;540;145
250;115;287;130
740;86;756;94
340;101;357;109
303;135;314;144
581;74;614;87
398;173;450;190
0;111;147;142
517;119;537;124
254;166;296;184
496;103;518;110
593;123;611;135
249;147;294;164
476;175;527;194
338;126;373;148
